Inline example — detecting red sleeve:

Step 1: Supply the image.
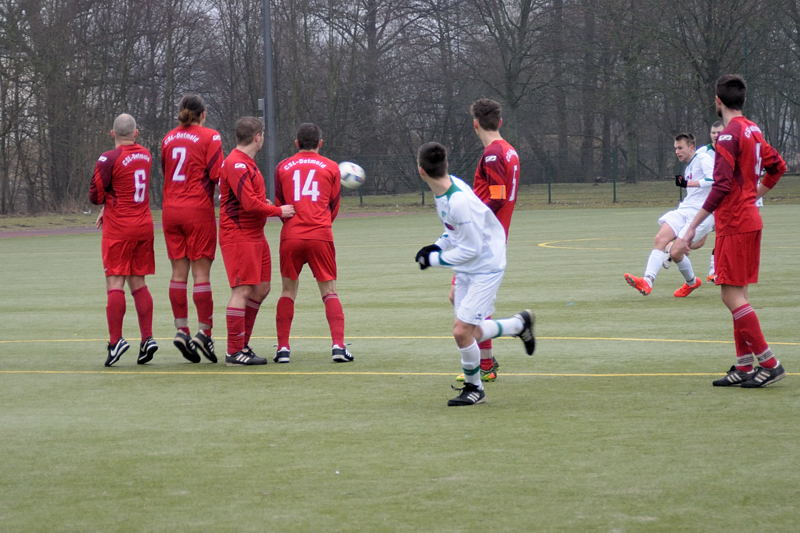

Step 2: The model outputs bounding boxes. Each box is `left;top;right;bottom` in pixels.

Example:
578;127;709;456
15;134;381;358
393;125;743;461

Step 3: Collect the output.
205;133;224;183
231;168;281;218
329;167;341;221
274;167;285;207
761;141;786;189
703;132;738;213
89;153;115;205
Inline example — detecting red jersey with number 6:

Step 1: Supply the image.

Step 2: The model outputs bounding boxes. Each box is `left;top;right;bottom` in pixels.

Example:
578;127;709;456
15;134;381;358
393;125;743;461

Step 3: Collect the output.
89;143;154;241
472;139;520;238
161;124;223;216
703;116;786;236
274;151;340;241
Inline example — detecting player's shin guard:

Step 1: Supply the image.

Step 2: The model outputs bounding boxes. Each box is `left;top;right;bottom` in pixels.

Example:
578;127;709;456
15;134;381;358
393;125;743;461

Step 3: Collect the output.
106;289;126;344
323;293;345;347
458;341;482;388
732;304;772;365
131;286;153;340
193;282;213;336
226;307;246;355
169;280;189;334
276;296;295;349
244;298;261;346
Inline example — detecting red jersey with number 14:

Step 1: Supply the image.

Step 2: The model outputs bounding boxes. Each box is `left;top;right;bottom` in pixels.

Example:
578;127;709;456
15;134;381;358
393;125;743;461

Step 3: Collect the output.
274;151;341;241
89;143;154;241
161;124;223;214
472;139;520;237
703;116;786;236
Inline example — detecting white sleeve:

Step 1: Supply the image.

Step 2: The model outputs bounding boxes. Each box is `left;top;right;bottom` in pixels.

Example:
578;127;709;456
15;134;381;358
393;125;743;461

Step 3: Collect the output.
697;153;714;188
430;198;481;267
435;232;454;251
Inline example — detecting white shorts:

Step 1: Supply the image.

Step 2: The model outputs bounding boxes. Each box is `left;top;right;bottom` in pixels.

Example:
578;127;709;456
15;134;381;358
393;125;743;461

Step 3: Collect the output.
658;207;714;244
453;271;504;325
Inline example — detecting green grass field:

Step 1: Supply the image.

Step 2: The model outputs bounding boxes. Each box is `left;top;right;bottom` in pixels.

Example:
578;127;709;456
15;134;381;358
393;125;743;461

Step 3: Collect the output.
1;202;799;531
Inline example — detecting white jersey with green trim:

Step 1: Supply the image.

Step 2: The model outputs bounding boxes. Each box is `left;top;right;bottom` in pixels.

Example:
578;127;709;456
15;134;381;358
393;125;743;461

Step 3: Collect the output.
679;149;714;210
431;175;506;274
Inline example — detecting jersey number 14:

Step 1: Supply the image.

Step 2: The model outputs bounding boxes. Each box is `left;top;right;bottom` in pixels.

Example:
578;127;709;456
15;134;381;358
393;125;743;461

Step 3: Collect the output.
292;169;320;202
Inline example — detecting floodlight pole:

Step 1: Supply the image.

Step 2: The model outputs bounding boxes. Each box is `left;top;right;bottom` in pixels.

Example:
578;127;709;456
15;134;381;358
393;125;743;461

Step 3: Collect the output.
262;0;277;201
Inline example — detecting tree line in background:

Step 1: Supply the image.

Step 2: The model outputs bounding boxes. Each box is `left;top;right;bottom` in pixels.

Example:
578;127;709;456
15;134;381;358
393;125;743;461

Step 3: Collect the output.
1;0;799;213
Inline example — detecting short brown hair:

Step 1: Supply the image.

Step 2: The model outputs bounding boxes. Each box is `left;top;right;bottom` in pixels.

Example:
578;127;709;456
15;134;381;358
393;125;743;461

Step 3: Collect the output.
178;94;206;126
296;123;322;150
674;132;695;146
711;120;723;129
716;74;746;110
470;98;502;130
418;142;448;178
235;116;263;145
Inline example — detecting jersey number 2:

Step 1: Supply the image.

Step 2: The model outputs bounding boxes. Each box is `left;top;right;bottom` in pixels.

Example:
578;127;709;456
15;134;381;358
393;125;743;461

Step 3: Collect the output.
292;169;320;202
171;147;187;182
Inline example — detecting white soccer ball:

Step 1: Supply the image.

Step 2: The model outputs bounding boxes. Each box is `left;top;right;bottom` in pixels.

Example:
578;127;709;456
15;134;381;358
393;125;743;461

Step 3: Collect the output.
339;161;366;190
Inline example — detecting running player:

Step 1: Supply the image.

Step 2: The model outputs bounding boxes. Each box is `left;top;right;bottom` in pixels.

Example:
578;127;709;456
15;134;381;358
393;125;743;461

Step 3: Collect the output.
415;141;535;406
455;98;520;382
676;74;787;388
624;133;714;297
89;113;158;367
219;117;294;365
273;123;352;363
161;94;224;363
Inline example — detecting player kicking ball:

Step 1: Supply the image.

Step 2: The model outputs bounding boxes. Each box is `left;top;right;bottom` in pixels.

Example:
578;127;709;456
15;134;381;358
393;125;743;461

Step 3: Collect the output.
414;142;535;406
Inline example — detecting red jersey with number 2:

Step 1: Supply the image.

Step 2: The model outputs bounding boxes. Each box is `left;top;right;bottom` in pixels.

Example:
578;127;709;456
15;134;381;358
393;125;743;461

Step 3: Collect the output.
274;151;340;241
472;139;520;238
704;116;786;236
161;124;223;215
89;143;154;241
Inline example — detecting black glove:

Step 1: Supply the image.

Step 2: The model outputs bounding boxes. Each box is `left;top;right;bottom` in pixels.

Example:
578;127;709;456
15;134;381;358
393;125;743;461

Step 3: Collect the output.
415;244;441;270
675;175;688;188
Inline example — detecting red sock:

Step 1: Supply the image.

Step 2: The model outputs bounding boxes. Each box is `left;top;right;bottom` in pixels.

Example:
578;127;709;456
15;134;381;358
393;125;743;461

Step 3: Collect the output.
244;298;261;346
169;280;189;335
106;289;126;344
480;358;495;371
733;327;754;372
193;282;213;336
323;293;345;346
276;296;295;349
732;304;773;366
131;286;153;340
226;307;246;355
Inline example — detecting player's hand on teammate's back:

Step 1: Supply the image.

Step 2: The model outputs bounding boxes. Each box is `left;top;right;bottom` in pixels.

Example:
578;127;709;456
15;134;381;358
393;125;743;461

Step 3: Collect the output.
280;204;296;218
95;206;104;229
415;244;441;270
674;174;688;188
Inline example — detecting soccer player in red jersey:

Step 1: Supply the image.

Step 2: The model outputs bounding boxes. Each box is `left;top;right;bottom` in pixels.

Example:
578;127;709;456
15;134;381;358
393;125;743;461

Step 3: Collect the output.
273;123;353;363
219;117;294;365
677;75;787;388
455;98;521;382
161;94;224;364
89;114;158;367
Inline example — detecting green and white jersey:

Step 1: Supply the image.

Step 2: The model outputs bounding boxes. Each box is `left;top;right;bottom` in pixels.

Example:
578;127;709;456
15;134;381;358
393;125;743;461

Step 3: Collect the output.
430;175;506;274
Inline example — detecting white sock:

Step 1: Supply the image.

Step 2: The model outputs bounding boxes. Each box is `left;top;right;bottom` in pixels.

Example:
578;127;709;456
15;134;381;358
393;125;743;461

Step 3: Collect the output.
644;249;666;284
708;253;715;275
478;316;523;342
459;341;483;388
676;256;696;284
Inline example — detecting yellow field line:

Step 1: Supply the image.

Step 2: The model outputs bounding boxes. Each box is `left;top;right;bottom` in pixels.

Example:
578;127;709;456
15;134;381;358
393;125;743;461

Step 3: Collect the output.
2;335;797;346
2;369;797;377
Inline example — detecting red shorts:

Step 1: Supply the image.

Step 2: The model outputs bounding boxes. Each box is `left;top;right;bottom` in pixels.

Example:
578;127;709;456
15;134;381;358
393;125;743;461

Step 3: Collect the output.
162;210;217;261
280;239;337;281
715;230;761;286
221;239;271;287
102;238;155;277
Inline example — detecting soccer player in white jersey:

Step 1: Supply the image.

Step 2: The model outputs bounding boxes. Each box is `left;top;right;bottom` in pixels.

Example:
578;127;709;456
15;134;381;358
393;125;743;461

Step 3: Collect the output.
414;142;535;406
697;121;724;281
624;133;714;297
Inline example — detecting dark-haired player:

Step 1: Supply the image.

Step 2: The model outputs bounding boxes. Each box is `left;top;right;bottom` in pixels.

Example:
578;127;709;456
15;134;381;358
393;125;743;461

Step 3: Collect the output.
273;123;352;363
219;117;294;365
161;94;224;363
624;132;714;297
454;98;521;382
676;74;787;388
414;141;535;406
89;113;158;367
